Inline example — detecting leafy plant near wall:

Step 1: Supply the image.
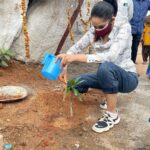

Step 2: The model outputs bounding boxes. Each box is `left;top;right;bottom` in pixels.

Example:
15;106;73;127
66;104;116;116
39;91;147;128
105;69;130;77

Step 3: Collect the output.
0;48;15;67
63;77;84;117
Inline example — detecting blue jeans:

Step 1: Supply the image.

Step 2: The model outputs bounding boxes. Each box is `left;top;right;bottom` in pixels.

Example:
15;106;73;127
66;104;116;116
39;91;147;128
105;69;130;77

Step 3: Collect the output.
73;62;139;94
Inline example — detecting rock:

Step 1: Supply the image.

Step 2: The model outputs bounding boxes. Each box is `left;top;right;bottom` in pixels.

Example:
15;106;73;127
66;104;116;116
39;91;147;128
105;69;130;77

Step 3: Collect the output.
12;0;69;62
82;127;88;132
0;0;96;62
0;0;23;49
74;143;80;149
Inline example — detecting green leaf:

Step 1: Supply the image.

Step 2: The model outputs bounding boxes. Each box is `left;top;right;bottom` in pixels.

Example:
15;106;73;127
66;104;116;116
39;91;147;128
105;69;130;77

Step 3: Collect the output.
0;48;5;53
74;77;81;83
66;87;71;93
73;88;80;97
6;50;15;57
0;60;8;67
4;55;10;61
68;79;75;86
0;48;15;68
76;80;85;86
0;55;3;60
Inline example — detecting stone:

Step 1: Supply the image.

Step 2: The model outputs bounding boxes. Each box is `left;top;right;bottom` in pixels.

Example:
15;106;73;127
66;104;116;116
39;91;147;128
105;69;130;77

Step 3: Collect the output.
12;0;69;62
74;143;80;149
0;0;96;62
0;0;23;49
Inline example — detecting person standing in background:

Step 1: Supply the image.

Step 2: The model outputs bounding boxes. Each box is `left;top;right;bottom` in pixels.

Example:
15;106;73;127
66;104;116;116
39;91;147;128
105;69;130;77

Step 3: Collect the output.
142;15;150;64
130;0;150;64
113;0;133;22
104;0;133;23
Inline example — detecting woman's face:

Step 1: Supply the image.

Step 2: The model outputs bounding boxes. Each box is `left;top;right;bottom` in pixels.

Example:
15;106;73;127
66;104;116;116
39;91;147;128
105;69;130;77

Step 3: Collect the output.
91;16;114;29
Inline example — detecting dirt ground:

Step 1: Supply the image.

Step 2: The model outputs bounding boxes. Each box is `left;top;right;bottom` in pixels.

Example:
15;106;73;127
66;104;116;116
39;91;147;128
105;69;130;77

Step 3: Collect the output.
0;48;150;150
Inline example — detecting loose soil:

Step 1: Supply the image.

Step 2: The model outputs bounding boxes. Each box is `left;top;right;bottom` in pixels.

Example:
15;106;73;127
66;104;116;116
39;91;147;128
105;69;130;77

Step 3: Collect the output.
0;49;149;150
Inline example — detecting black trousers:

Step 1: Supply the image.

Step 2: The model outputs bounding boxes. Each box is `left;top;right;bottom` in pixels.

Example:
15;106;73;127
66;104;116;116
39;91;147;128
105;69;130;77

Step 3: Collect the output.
131;34;142;63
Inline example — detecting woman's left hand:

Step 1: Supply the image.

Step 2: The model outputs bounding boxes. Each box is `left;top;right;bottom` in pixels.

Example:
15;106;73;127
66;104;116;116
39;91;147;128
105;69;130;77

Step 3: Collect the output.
56;54;75;69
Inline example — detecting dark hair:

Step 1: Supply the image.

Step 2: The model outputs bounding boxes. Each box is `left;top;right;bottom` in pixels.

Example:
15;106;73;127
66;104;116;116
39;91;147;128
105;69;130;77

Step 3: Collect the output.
104;0;118;16
91;1;118;20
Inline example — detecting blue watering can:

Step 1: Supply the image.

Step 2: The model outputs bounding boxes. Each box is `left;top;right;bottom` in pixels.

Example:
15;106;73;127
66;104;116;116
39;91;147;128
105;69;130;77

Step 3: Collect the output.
41;53;62;80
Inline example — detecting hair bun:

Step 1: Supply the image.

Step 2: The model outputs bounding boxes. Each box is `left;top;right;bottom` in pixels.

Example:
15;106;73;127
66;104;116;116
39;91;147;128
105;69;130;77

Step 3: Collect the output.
103;0;118;16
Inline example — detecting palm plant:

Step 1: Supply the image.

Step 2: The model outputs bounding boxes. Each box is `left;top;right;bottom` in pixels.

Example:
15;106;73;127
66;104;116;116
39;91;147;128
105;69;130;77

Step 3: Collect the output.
0;48;15;67
63;77;84;117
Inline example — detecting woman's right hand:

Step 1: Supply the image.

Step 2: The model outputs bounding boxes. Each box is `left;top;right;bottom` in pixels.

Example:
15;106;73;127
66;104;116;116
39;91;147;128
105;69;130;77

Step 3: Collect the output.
58;66;68;84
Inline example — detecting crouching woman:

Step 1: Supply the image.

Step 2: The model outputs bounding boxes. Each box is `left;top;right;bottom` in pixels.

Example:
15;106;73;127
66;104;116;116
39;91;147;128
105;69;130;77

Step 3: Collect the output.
56;1;138;133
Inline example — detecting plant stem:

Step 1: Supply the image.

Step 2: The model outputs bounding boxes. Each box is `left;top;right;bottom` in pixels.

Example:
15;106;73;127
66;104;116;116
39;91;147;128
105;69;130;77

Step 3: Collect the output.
70;94;73;117
62;90;67;102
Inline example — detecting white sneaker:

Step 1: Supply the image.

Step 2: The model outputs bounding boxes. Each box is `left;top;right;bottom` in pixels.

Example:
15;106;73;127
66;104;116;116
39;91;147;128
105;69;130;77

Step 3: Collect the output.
100;101;107;109
92;111;120;133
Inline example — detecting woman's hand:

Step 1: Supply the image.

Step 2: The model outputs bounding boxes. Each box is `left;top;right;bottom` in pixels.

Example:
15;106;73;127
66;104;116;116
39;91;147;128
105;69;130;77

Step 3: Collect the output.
58;66;68;84
56;54;87;69
56;54;75;69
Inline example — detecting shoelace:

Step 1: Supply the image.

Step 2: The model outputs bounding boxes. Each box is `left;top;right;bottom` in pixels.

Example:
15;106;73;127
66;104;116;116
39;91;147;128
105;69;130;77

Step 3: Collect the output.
95;112;114;127
98;112;114;122
100;100;107;106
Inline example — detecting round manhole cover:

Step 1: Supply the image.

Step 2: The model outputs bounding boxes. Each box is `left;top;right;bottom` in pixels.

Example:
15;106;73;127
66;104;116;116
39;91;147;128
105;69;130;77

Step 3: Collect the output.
0;86;28;102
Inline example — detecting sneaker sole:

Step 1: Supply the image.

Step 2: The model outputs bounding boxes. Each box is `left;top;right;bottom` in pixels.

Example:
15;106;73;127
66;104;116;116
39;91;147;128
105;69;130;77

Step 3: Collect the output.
113;117;120;125
99;105;107;110
92;125;112;133
92;117;120;133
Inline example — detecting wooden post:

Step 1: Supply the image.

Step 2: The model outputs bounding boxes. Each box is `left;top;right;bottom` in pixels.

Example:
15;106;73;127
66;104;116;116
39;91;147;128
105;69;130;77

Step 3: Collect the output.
55;0;84;55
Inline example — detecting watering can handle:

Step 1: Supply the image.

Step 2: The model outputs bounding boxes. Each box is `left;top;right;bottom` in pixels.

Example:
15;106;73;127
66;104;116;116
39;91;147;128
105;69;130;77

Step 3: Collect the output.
42;53;54;65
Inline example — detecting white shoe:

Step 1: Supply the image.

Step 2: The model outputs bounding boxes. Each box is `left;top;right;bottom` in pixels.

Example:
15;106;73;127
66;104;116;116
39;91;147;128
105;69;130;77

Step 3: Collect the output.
100;101;107;109
92;111;120;133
